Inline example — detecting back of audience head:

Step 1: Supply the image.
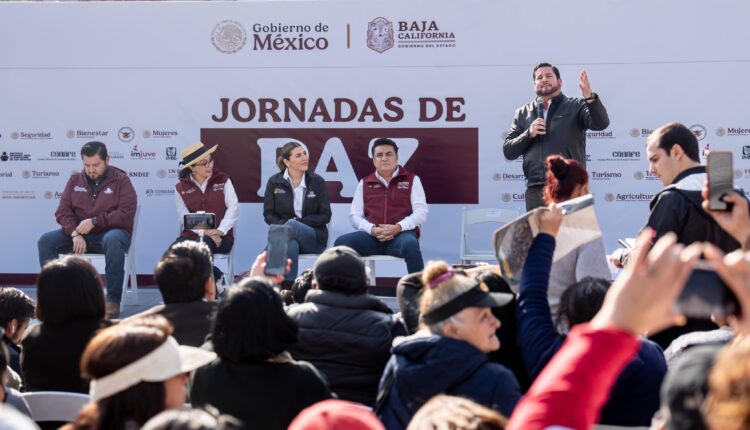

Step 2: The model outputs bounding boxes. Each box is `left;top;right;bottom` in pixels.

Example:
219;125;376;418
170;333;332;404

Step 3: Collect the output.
36;256;105;325
289;399;385;430
420;262;479;334
0;288;35;344
555;277;610;330
142;407;242;430
67;316;214;430
313;246;368;295
706;336;750;430
543;154;589;204
0;332;10;388
155;241;214;303
407;394;507;430
292;269;315;304
212;278;298;362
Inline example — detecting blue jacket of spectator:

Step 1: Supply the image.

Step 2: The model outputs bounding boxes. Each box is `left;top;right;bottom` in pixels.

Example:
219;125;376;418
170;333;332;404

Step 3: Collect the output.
376;333;520;430
516;233;667;426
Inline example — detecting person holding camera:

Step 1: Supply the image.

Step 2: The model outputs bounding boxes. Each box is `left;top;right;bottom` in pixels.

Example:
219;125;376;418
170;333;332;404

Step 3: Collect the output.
174;142;239;290
263;141;331;284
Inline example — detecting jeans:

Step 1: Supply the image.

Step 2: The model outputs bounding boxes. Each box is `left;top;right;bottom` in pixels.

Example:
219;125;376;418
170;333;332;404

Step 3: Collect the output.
38;228;131;303
172;236;234;282
275;220;326;281
334;230;424;274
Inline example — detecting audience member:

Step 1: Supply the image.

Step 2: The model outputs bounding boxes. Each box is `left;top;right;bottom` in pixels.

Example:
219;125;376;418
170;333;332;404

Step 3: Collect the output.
190;279;331;430
397;270;530;392
375;261;520;430
64;315;215;430
507;230;701;430
516;205;666;426
291;269;314;305
37;141;137;318
653;344;722;430
614;123;744;348
125;241;216;347
21;256;111;393
142;407;241;430
407;395;507;430
174;142;239;292
289;399;385;430
0;337;30;417
263;142;332;284
287;246;404;405
706;337;750;430
0;288;35;373
542;155;610;314
335;138;428;274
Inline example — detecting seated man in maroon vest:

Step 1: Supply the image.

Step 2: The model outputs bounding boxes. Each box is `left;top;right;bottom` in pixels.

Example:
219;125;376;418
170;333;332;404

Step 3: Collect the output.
334;138;428;275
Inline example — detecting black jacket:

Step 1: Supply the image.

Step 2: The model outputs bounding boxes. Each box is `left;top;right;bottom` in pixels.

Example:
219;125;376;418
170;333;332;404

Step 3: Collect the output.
126;300;217;347
21;318;112;393
503;92;609;187
647;166;741;251
191;357;331;430
286;290;405;405
263;172;331;245
376;334;521;430
645;166;742;348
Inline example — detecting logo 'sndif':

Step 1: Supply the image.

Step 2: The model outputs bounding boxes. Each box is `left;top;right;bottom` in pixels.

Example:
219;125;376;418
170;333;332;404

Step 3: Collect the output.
367;17;394;53
212;20;247;54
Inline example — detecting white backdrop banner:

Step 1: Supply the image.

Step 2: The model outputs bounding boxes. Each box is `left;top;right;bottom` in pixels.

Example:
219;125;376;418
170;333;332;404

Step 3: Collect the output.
1;0;749;277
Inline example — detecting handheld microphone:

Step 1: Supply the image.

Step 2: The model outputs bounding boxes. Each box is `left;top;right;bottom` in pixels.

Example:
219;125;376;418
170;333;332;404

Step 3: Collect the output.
536;97;545;120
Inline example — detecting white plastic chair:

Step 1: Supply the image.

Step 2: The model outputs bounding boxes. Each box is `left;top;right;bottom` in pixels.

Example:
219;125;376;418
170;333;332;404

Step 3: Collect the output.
61;205;140;305
21;391;90;423
177;223;236;281
459;207;521;264
362;255;406;286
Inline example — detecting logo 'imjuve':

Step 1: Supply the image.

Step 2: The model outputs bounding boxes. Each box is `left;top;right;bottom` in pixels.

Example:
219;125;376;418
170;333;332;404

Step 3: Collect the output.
367;17;394;53
212;20;247;54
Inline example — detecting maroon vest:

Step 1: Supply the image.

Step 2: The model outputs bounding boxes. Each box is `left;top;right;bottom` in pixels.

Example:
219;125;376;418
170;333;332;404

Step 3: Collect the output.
363;167;419;236
175;169;234;241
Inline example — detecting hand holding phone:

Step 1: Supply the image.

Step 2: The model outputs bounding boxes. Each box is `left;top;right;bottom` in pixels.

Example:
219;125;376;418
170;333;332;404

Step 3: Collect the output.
183;212;216;230
707;151;733;211
265;225;291;276
676;260;740;319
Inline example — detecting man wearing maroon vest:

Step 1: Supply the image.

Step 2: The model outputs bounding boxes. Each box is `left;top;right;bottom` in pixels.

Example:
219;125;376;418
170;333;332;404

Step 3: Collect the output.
37;141;137;318
334;138;428;275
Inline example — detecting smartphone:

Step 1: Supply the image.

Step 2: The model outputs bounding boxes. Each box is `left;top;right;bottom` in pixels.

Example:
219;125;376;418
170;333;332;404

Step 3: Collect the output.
183;212;215;230
707;151;733;211
265;225;290;276
676;260;739;319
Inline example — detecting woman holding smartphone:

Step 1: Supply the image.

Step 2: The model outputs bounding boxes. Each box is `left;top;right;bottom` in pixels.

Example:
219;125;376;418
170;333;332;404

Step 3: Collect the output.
263;142;331;285
174;142;239;289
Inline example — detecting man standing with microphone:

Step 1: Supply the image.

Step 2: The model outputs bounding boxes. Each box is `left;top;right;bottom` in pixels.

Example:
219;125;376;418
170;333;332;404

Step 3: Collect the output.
503;63;610;211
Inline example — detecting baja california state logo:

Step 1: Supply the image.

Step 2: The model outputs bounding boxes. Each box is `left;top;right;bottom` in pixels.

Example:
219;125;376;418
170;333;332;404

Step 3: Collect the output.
367;17;394;53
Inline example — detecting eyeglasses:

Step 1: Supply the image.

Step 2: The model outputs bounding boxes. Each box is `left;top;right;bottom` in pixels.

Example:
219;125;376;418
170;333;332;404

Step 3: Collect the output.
194;158;214;168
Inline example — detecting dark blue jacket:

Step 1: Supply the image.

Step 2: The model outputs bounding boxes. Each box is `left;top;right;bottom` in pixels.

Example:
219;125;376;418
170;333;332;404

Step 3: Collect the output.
517;233;666;426
375;334;520;430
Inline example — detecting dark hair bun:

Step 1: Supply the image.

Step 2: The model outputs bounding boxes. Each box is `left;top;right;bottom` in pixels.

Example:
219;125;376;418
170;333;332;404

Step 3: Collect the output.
548;156;569;180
